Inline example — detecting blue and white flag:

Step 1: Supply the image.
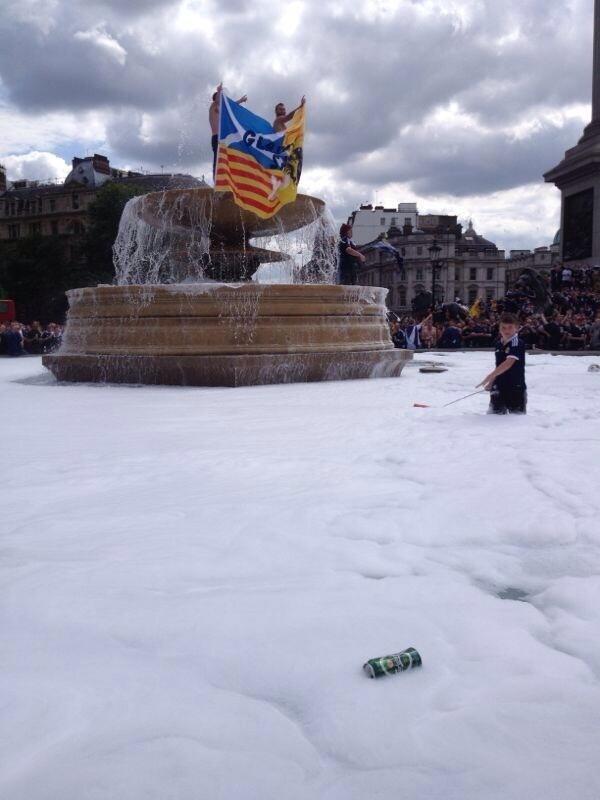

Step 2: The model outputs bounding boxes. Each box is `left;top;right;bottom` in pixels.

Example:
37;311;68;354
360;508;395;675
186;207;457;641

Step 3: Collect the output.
366;240;404;267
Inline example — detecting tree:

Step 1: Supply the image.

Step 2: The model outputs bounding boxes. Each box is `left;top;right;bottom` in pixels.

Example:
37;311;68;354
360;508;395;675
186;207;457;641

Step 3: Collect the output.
0;235;79;322
83;182;143;284
0;182;145;322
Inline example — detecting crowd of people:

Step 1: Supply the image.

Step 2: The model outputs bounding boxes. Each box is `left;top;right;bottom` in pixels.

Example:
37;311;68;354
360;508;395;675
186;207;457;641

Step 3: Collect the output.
389;264;600;351
0;321;63;357
3;266;600;358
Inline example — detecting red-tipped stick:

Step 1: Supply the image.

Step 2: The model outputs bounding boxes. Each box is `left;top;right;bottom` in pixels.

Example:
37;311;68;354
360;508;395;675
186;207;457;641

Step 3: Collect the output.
413;390;486;410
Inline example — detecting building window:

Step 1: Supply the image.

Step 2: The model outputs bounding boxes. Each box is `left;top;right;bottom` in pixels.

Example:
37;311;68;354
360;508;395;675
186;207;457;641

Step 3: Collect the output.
486;267;494;280
391;217;397;227
401;247;406;256
380;217;386;226
486;289;494;302
416;267;423;280
398;287;407;307
468;285;479;304
417;246;423;255
8;223;20;239
404;217;411;225
469;267;477;281
29;222;41;235
454;268;460;282
72;193;80;209
38;197;43;213
51;221;59;235
49;197;56;212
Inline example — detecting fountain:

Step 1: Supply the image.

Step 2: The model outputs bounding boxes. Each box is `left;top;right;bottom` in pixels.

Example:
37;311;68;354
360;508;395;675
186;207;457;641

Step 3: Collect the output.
43;187;412;386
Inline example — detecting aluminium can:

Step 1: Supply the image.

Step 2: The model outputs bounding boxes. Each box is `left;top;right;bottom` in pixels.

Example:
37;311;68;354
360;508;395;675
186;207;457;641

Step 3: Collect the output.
363;647;422;678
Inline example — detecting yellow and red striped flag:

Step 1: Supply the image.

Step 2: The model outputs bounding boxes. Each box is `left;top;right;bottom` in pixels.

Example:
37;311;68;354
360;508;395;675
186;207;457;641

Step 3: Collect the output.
215;95;305;219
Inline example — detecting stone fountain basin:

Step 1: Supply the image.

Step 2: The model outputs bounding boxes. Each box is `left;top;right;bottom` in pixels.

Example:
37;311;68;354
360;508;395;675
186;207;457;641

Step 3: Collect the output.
43;283;412;387
138;188;326;241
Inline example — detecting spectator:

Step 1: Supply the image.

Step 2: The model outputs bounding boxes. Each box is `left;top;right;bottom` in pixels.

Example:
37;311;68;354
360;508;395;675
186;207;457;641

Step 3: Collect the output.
420;316;437;349
591;313;600;350
561;265;574;288
390;320;406;349
4;321;25;356
437;320;463;349
23;320;43;354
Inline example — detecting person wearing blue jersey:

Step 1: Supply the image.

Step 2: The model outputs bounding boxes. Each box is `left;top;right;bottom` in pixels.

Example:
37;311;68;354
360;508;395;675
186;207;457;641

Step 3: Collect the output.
477;313;527;414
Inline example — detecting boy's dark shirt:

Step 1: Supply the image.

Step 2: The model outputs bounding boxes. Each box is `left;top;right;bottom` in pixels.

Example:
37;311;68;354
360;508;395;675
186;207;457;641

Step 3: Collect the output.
494;334;526;390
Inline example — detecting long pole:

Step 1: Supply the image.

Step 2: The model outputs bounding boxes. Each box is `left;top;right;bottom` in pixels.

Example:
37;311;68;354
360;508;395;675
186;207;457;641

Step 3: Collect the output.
443;389;486;408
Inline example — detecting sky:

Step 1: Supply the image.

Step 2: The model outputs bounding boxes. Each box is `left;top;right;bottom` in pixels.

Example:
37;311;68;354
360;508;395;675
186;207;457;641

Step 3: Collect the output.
0;0;595;252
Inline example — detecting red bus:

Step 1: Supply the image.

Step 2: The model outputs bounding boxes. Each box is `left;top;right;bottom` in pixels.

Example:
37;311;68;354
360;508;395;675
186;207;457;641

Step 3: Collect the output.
0;299;16;323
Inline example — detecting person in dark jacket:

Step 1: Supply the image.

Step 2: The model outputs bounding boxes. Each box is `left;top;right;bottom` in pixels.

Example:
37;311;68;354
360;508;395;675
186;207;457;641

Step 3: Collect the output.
338;223;365;285
4;322;24;356
437;321;463;349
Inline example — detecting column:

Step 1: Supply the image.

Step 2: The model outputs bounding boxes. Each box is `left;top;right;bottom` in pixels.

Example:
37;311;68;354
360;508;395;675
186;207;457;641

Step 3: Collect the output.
594;0;600;121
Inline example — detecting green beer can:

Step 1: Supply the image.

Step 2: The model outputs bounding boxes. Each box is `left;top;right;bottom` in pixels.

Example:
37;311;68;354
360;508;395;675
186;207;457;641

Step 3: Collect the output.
363;647;422;678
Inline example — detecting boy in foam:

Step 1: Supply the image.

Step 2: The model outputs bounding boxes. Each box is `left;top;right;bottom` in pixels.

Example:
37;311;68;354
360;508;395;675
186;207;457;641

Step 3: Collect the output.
477;312;527;414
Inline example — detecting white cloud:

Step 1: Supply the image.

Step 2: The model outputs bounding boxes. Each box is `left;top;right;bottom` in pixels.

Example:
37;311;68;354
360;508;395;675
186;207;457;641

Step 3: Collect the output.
1;151;70;183
74;24;127;65
0;107;106;154
0;0;594;251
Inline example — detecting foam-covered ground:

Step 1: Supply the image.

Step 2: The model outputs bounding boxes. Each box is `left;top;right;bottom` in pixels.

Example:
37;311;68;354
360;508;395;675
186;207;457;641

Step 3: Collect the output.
2;352;600;799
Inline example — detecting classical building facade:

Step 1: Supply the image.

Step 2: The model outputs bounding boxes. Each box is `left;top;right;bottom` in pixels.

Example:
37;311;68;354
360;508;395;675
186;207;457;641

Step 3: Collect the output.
0;154;204;252
505;236;559;288
348;202;418;245
357;218;507;314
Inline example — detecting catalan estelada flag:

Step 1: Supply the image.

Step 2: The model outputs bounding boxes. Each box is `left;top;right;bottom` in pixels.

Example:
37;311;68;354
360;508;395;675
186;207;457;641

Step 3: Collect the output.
215;95;305;219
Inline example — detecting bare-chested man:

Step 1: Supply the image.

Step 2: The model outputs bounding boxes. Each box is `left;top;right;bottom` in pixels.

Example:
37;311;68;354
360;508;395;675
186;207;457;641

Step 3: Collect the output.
209;83;248;179
272;96;306;133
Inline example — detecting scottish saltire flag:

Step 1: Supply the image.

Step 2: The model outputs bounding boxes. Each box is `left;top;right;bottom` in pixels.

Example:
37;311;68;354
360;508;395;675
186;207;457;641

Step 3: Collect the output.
215;95;305;219
366;240;404;267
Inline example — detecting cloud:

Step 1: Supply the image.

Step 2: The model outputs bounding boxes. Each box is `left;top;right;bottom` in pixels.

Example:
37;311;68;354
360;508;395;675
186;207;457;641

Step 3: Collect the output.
0;0;594;252
1;151;70;182
74;25;128;66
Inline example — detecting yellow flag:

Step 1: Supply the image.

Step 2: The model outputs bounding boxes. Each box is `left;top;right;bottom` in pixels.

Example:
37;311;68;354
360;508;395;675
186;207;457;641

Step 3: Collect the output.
276;105;305;208
469;298;482;318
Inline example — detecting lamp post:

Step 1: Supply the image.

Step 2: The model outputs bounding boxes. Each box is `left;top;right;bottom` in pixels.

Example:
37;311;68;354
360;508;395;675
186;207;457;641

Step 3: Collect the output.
428;239;442;310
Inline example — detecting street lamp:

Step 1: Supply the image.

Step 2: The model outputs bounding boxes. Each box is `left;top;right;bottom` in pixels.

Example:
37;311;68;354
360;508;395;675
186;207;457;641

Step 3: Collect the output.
428;239;443;309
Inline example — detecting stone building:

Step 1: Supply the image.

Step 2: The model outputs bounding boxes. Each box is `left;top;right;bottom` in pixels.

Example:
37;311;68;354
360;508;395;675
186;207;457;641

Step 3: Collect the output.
358;217;507;314
348;202;418;245
0;154;204;255
505;234;559;288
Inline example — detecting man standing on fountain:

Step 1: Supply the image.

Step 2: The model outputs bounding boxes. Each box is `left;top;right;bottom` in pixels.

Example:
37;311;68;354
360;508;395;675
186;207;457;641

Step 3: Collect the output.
338;223;366;285
209;83;248;179
273;96;306;133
